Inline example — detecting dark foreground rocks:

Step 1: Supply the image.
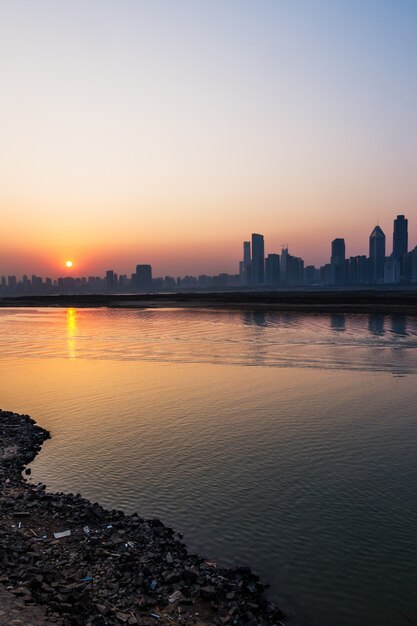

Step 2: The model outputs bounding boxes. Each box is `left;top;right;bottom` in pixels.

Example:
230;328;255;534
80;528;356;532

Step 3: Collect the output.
0;410;286;626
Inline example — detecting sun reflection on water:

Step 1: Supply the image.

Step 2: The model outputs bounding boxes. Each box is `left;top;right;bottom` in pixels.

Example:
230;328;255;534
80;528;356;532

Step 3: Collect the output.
66;308;78;358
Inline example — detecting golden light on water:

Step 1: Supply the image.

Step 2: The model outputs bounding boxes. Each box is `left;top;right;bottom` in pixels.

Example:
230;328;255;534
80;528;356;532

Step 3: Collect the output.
66;308;77;359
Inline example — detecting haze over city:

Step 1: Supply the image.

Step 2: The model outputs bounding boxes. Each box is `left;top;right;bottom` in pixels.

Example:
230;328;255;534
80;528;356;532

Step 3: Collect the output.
1;1;417;278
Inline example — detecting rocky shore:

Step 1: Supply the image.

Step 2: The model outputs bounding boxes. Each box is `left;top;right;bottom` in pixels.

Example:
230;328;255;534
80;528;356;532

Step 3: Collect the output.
0;409;286;626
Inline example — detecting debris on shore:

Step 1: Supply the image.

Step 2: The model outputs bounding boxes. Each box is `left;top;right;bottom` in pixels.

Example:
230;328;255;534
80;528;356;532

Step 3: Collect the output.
0;409;286;626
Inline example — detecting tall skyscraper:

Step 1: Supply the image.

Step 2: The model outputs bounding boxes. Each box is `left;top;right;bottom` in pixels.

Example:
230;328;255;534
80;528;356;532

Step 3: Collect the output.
243;241;251;267
106;270;114;290
251;233;264;285
240;241;251;285
265;254;280;286
331;238;346;285
280;247;288;284
393;214;408;259
135;264;153;291
369;225;386;283
331;238;346;265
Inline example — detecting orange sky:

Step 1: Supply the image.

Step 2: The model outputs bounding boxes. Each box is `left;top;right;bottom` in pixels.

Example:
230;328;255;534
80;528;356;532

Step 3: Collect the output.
1;1;416;278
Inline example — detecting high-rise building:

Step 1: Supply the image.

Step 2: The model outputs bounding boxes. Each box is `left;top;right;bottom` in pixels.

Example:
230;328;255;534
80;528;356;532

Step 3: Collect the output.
280;247;288;284
393;214;408;259
243;241;251;267
106;270;114;290
135;264;153;291
251;233;264;285
331;238;346;265
240;241;251;285
369;225;386;283
331;238;346;285
265;254;280;286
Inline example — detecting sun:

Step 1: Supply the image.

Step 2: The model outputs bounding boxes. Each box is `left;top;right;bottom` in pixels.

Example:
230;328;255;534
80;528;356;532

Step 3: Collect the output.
65;260;73;268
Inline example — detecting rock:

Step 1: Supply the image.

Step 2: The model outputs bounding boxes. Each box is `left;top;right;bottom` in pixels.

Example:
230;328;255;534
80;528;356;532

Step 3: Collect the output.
0;409;286;626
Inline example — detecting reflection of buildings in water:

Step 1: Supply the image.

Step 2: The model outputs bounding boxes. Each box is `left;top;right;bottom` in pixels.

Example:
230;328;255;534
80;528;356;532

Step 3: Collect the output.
66;308;78;358
242;310;267;327
330;313;346;332
390;315;408;336
368;314;385;336
241;310;268;365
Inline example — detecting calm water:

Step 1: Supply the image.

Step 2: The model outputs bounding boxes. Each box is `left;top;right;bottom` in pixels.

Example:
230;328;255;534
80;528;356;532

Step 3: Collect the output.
1;307;417;626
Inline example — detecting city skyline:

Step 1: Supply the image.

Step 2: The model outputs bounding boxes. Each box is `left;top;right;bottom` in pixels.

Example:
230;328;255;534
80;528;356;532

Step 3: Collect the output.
3;213;417;291
1;1;417;278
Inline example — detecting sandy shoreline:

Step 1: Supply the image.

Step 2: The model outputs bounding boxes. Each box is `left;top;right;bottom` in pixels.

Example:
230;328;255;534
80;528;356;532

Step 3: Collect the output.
0;409;286;626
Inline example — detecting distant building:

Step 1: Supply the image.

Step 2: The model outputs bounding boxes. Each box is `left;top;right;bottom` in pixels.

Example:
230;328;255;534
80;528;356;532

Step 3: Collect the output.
265;254;280;286
106;270;114;290
331;238;346;265
384;257;400;284
369;225;386;283
134;264;153;291
240;241;251;285
393;214;408;279
304;265;318;285
393;214;408;259
280;247;288;284
251;233;264;285
331;238;346;285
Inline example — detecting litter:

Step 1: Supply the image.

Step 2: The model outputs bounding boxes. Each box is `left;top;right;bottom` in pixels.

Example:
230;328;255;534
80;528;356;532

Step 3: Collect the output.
83;526;90;535
54;530;71;539
149;613;160;620
150;579;157;591
168;590;182;603
81;577;93;583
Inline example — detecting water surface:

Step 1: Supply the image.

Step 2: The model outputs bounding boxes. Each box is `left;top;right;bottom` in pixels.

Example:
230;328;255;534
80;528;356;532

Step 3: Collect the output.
1;307;417;626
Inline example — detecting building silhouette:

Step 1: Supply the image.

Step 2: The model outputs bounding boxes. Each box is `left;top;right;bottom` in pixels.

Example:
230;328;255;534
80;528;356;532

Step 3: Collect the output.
251;233;264;285
265;254;280;286
393;214;408;259
369;225;386;284
331;238;346;265
239;241;251;285
134;264;153;291
331;238;346;285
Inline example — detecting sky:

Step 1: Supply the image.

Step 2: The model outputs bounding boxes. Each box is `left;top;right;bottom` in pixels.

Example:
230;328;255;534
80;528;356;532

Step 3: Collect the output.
1;0;417;278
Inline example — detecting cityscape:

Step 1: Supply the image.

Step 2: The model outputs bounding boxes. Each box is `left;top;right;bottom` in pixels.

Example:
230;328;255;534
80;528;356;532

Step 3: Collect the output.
3;3;417;626
1;214;416;295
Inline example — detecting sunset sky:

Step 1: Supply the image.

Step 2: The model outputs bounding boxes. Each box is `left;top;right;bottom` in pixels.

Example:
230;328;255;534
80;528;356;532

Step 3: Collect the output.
1;0;417;278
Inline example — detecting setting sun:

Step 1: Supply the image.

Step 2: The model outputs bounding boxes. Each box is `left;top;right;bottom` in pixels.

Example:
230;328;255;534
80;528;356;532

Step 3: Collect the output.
65;260;73;268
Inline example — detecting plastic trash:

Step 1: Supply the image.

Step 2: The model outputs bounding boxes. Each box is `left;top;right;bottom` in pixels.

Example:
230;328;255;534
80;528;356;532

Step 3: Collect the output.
149;613;160;620
150;579;157;591
168;590;182;603
54;530;71;539
83;526;90;535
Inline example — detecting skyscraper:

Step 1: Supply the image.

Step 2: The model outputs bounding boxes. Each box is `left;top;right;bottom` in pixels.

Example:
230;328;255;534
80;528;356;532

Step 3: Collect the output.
265;254;280;286
251;233;264;285
369;225;386;283
243;241;251;267
134;264;153;291
240;241;251;285
393;214;408;259
331;238;346;285
331;238;346;265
